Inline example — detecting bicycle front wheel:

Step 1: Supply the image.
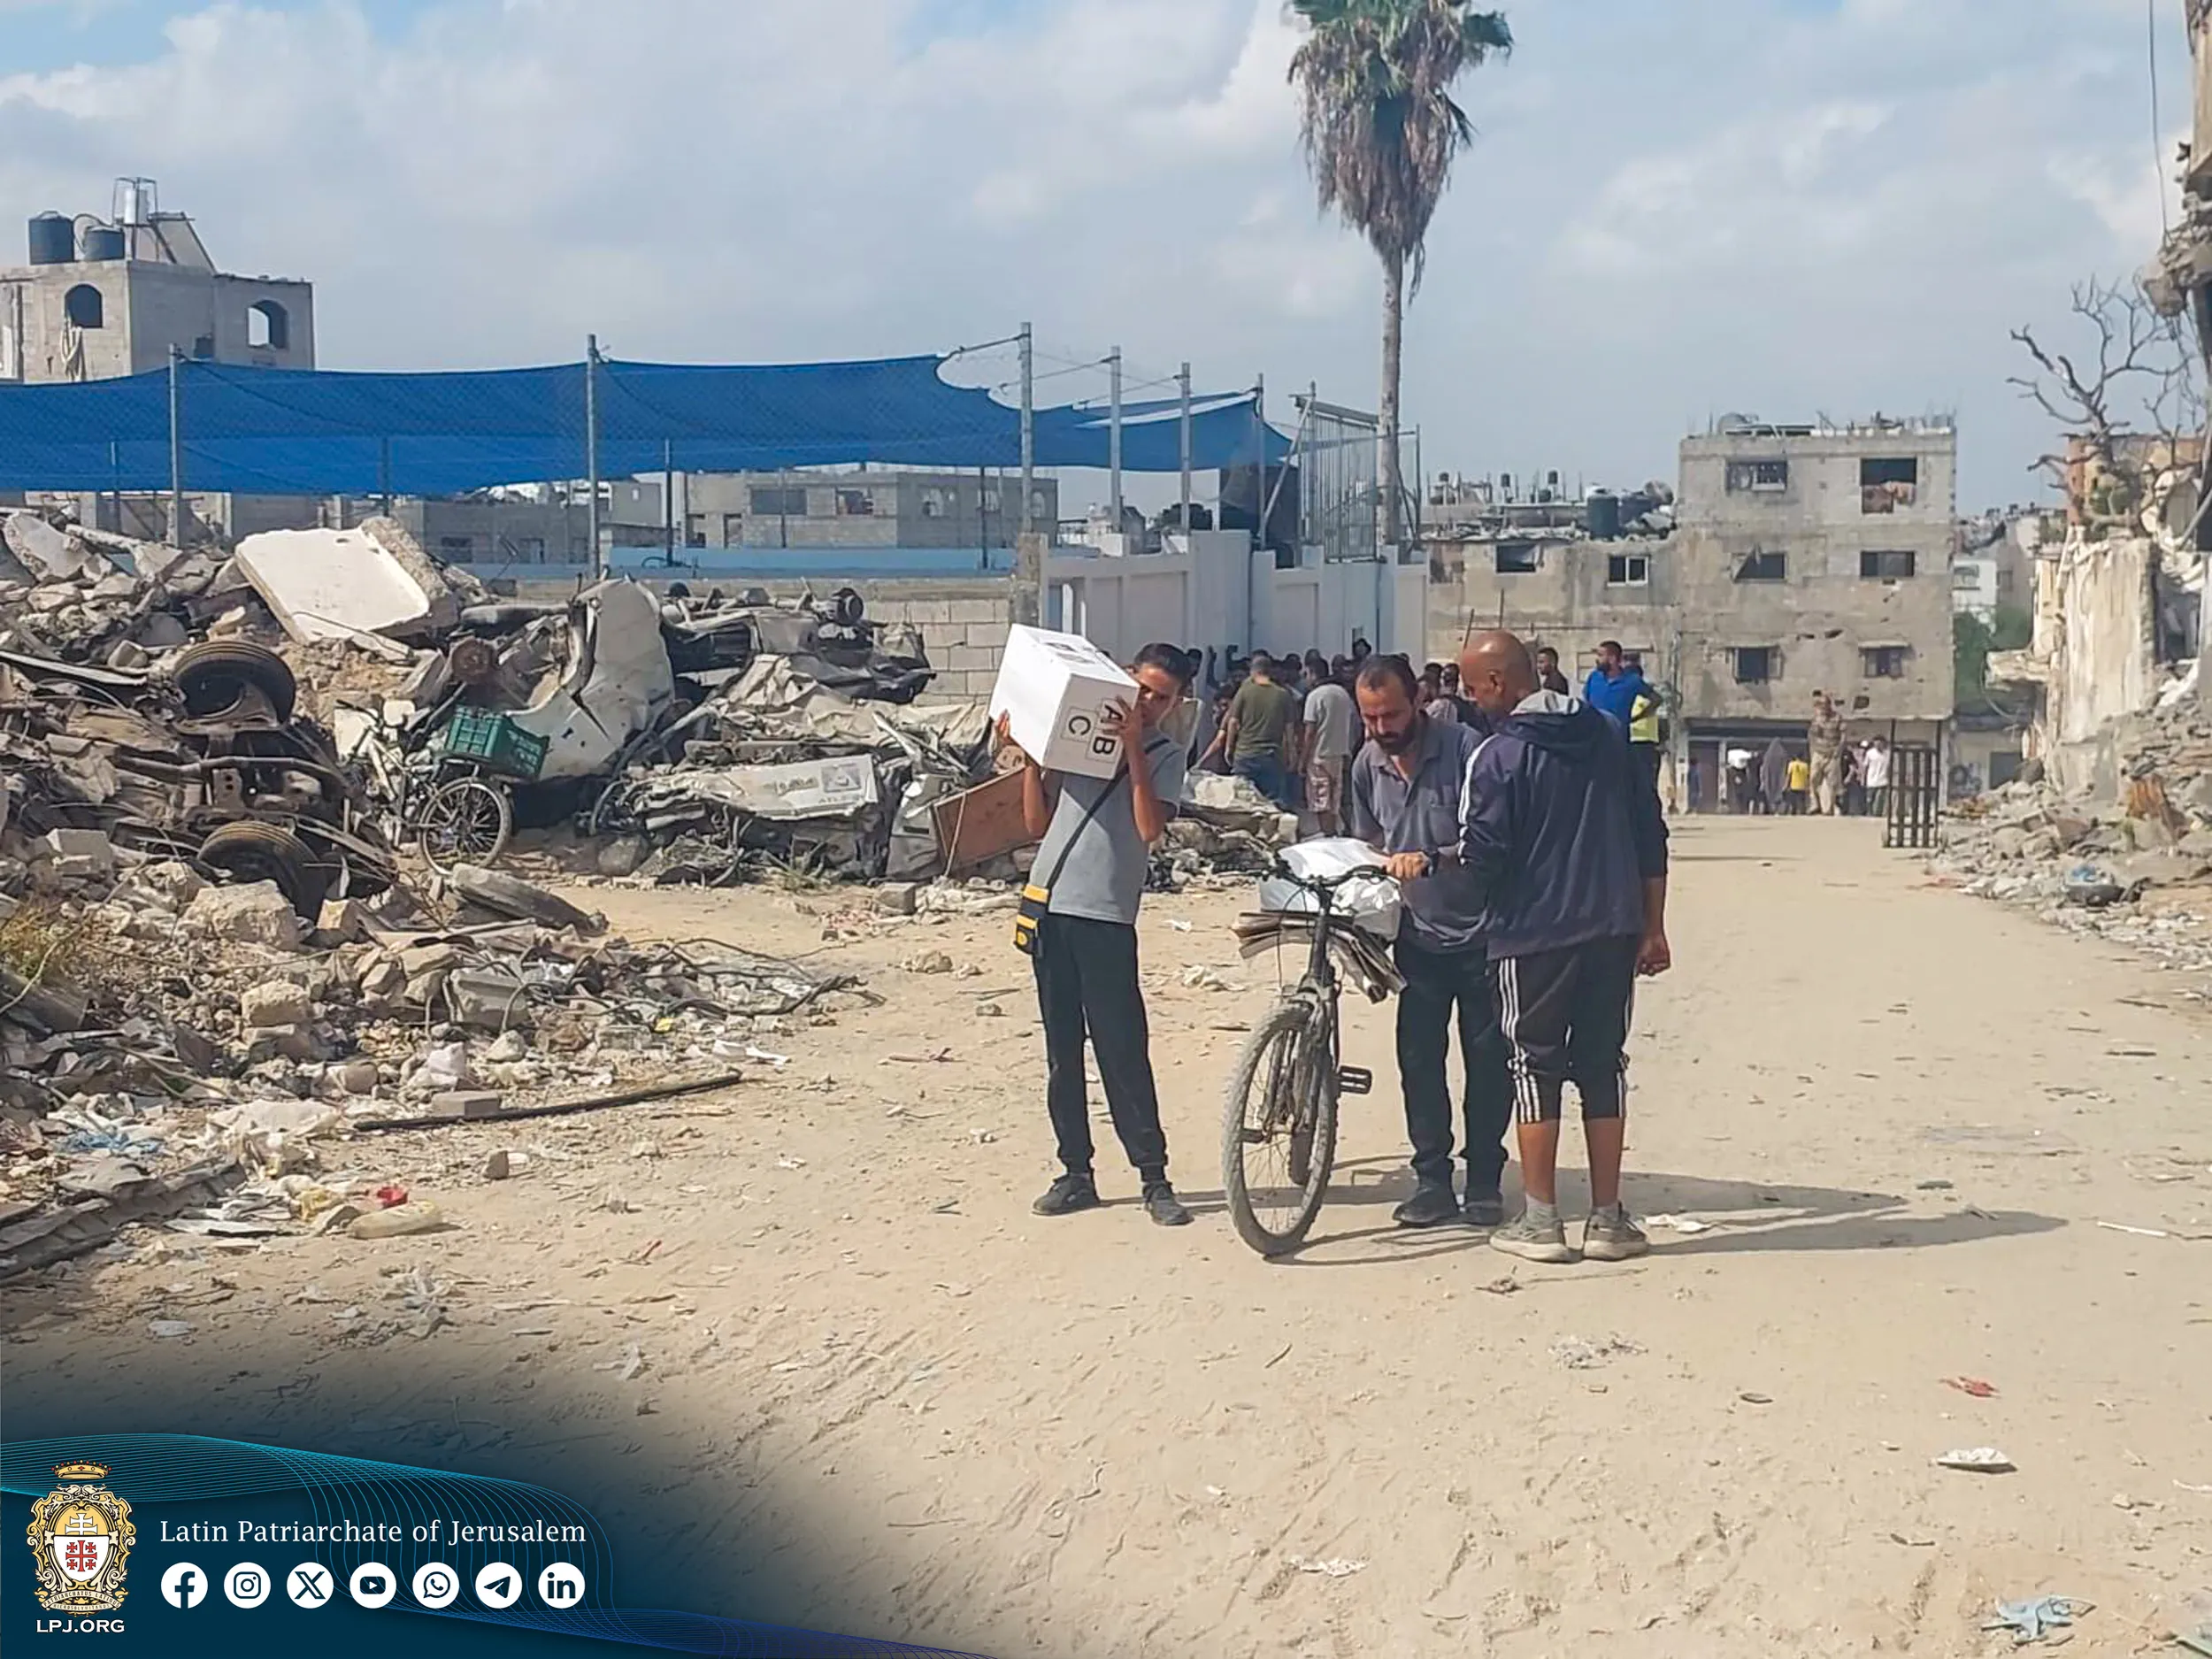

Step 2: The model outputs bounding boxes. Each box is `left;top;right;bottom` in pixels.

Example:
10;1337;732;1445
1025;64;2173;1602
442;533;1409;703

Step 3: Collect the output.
1220;995;1340;1257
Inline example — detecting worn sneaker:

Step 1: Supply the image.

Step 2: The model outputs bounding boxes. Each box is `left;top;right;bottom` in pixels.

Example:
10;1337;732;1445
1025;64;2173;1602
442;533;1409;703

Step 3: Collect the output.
1392;1183;1461;1229
1581;1206;1650;1262
1489;1209;1578;1264
1142;1183;1193;1227
1033;1172;1101;1217
1462;1192;1506;1229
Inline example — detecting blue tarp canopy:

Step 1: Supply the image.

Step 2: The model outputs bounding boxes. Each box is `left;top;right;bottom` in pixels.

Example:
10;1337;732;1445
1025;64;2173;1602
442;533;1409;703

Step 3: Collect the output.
0;355;1290;495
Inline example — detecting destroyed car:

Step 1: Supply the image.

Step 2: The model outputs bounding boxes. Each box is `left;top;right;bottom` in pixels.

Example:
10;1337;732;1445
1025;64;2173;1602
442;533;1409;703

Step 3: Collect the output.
0;639;396;916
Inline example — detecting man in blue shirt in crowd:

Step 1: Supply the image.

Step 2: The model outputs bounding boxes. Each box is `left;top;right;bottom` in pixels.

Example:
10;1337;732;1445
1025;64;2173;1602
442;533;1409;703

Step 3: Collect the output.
1581;640;1650;731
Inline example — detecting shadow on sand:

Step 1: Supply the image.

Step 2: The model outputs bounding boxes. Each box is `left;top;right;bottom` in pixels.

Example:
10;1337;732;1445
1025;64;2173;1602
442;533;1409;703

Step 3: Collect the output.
1169;1156;2066;1267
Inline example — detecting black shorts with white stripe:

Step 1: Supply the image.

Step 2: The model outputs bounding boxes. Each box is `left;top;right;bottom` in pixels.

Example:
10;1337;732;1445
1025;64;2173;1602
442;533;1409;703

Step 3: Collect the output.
1489;935;1640;1125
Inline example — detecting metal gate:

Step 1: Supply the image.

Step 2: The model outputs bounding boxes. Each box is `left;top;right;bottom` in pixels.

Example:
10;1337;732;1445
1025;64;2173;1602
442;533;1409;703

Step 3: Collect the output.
1884;743;1940;850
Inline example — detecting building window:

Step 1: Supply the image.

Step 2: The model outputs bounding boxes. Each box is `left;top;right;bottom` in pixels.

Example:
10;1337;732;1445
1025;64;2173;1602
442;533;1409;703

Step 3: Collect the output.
1861;549;1916;580
1732;647;1776;684
1494;541;1540;574
1606;551;1649;586
721;512;744;546
918;488;947;519
437;535;475;563
514;537;545;563
570;538;591;562
247;299;288;351
749;486;808;517
1951;564;1979;589
1861;457;1918;513
1862;645;1910;679
191;334;215;359
1725;458;1789;492
685;513;706;549
64;284;104;328
1733;549;1787;581
980;488;1002;514
837;488;876;518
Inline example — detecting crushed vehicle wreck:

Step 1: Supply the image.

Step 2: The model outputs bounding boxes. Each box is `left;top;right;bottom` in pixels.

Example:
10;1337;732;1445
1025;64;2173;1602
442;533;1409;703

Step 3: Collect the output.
2;640;397;917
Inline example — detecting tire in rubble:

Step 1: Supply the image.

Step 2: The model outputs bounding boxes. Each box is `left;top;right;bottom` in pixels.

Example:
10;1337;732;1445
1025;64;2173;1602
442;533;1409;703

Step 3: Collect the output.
418;776;513;872
173;641;298;723
197;818;328;919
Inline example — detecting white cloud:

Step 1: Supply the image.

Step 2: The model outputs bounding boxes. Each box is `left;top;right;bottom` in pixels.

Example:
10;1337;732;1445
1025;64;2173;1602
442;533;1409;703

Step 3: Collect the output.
0;0;2194;504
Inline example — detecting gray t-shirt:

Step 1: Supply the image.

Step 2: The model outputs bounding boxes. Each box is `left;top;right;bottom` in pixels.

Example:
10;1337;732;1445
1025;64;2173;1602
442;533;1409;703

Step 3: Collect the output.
1302;680;1357;763
1035;735;1186;926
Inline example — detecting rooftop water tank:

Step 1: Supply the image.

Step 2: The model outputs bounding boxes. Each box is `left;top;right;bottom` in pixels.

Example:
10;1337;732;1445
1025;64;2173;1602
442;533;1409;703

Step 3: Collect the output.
81;224;127;262
1586;491;1623;541
27;212;73;265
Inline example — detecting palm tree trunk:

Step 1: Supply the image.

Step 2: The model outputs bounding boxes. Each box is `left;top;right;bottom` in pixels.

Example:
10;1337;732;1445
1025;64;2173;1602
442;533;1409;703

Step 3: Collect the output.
1379;247;1404;554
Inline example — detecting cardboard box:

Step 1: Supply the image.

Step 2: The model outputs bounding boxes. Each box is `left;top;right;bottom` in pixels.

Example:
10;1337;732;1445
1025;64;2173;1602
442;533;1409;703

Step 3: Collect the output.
988;626;1139;780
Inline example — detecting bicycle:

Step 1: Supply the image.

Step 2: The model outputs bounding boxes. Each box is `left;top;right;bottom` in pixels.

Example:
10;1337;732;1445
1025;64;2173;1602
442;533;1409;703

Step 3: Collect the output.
1219;857;1400;1257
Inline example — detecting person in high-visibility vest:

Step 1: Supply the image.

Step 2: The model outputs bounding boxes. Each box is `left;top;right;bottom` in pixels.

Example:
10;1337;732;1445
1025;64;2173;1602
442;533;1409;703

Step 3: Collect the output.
1623;653;1663;799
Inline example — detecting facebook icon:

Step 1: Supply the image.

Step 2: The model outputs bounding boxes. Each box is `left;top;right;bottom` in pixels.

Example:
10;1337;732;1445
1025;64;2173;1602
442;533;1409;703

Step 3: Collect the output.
160;1562;207;1609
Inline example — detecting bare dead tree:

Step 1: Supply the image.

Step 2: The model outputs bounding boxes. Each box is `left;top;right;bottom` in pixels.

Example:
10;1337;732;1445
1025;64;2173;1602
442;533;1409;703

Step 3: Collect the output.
2010;277;2205;536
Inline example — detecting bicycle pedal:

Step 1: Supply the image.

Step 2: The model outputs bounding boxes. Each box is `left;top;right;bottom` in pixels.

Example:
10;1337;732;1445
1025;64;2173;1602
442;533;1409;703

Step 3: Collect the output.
1335;1066;1373;1096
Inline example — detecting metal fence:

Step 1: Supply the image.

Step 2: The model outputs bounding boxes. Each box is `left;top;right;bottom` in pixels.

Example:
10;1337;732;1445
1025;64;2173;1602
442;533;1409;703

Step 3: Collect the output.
1884;744;1942;850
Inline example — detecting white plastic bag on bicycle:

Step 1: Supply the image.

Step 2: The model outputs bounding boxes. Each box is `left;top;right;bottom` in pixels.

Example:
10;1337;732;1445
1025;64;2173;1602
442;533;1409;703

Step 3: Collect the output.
1257;837;1402;941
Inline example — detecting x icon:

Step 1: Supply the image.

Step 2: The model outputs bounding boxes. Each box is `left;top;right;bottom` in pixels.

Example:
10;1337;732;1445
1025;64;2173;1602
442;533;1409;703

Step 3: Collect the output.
289;1566;332;1606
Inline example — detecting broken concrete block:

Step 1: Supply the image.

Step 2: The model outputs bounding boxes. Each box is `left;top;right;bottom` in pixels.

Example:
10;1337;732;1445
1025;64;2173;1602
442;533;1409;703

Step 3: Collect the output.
114;860;204;914
873;882;921;916
355;955;406;1001
105;639;150;671
4;511;102;580
316;898;369;942
232;525;457;647
42;828;114;879
443;865;601;933
239;979;314;1030
596;836;647;878
182;881;303;950
445;971;532;1030
398;941;465;977
331;1058;381;1095
430;1090;508;1121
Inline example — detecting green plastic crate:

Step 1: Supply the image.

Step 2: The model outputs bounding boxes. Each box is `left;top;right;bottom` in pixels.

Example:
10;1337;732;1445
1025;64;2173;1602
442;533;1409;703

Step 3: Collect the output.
438;706;549;780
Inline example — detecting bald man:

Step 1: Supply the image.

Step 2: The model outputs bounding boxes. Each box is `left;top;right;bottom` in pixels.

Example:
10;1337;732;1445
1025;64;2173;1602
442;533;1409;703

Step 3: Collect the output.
1455;631;1672;1264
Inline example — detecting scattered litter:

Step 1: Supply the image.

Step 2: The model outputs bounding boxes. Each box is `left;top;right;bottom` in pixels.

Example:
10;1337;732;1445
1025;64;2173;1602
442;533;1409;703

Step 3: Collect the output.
2098;1220;2172;1238
2176;1480;2212;1494
1643;1214;1712;1235
1982;1596;2090;1646
1479;1276;1520;1296
1738;1392;1773;1406
1943;1376;1999;1398
594;1342;648;1381
1933;1448;2016;1473
1551;1335;1642;1370
1887;1532;1935;1548
1286;1555;1367;1578
147;1319;193;1339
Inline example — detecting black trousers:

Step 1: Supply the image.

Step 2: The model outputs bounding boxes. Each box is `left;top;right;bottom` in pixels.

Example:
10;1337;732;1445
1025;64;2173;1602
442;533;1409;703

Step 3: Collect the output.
1033;914;1170;1180
1632;743;1662;799
1394;938;1512;1196
1494;935;1641;1125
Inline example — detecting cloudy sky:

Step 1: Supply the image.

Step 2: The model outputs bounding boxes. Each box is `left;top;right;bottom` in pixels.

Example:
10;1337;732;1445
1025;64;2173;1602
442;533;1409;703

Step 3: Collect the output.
0;0;2192;507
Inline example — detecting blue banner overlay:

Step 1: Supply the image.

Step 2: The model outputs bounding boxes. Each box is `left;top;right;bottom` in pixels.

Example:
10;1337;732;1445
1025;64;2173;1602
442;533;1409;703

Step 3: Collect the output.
3;1434;987;1658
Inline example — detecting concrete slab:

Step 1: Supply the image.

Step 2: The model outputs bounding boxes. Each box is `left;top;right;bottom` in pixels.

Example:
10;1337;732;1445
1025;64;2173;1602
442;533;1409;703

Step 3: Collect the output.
232;526;455;645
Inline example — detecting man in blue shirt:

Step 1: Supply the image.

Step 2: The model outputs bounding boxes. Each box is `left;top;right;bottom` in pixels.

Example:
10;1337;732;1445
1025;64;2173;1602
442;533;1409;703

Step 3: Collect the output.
1581;640;1650;731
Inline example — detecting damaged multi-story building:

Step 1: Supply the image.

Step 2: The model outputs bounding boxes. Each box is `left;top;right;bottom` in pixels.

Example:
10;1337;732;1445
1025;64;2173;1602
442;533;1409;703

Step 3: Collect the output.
1998;2;2212;787
1430;417;1960;806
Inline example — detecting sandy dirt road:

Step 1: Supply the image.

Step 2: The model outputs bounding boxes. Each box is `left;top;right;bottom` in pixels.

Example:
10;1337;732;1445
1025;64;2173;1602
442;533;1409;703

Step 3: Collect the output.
5;815;2210;1656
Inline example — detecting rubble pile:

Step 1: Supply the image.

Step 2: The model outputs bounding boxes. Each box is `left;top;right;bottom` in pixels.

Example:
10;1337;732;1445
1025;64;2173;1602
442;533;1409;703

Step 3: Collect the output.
1935;692;2212;985
0;844;855;1279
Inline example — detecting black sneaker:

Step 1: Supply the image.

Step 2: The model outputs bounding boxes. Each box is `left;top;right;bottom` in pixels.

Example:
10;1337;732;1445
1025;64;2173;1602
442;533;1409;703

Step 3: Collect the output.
1141;1183;1192;1227
1033;1172;1100;1217
1392;1183;1461;1228
1463;1192;1506;1229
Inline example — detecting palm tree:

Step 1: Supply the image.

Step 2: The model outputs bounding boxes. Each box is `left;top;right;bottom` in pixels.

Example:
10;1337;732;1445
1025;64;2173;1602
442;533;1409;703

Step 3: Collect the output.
1288;0;1511;552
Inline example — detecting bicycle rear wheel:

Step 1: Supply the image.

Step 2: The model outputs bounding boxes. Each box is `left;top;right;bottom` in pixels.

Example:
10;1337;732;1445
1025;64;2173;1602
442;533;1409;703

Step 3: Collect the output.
1220;995;1340;1257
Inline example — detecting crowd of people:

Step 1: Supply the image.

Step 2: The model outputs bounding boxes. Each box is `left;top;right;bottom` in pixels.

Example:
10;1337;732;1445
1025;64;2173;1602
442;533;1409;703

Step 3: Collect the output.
993;630;1673;1265
1717;692;1893;818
